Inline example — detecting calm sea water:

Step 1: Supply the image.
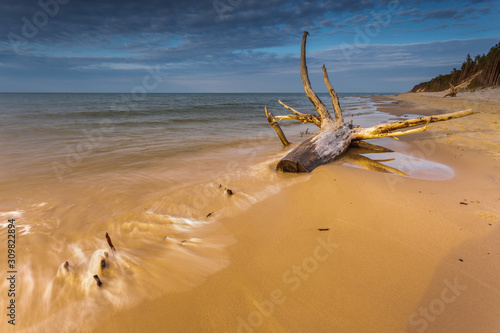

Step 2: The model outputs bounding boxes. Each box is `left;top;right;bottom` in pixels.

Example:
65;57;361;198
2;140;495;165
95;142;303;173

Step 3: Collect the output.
0;92;400;332
0;93;392;194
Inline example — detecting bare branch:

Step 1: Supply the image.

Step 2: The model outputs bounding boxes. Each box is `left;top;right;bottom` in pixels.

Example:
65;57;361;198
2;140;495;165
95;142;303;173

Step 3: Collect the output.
274;114;315;124
278;100;305;116
322;65;343;122
340;154;409;177
349;140;393;152
352;109;473;140
265;107;291;146
278;100;322;127
300;31;333;125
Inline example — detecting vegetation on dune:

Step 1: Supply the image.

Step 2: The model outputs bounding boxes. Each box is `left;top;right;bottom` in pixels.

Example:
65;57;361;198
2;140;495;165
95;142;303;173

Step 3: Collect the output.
411;41;500;92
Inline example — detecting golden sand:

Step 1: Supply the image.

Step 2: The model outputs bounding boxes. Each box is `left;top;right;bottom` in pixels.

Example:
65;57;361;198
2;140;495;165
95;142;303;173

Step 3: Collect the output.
97;89;500;333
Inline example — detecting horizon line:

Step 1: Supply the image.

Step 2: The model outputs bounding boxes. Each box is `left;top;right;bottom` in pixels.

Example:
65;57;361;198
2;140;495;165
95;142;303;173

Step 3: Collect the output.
0;91;405;94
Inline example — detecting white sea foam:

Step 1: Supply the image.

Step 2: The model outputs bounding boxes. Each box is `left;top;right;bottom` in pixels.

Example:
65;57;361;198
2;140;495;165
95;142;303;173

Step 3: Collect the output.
0;210;23;219
0;93;414;332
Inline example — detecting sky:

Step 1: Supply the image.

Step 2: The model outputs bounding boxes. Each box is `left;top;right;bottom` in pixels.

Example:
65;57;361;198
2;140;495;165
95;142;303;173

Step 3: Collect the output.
0;0;499;93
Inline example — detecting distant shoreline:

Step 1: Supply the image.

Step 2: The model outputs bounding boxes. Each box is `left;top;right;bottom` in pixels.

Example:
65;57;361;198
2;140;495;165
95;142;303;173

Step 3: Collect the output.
0;91;403;95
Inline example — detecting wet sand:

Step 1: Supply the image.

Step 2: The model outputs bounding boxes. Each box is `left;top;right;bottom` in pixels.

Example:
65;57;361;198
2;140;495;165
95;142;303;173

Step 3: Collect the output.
96;89;500;332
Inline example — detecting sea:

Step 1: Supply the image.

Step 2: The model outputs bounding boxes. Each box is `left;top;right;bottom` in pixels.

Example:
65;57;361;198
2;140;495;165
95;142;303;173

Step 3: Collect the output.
0;92;451;332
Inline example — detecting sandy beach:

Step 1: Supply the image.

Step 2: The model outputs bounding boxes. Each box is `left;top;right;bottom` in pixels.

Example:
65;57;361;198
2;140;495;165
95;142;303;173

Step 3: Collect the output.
1;0;498;331
92;89;500;332
1;0;499;329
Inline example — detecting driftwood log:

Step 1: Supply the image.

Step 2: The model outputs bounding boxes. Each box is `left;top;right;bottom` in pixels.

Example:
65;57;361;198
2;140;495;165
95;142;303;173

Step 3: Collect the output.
266;32;474;173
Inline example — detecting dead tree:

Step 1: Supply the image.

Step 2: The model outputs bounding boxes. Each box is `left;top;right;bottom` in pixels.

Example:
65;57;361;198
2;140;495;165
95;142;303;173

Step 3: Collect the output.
266;32;474;173
443;83;458;98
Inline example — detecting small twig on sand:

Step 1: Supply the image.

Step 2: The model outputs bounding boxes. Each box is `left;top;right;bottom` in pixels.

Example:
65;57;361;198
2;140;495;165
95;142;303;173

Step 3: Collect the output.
93;274;103;287
63;261;70;272
105;232;116;252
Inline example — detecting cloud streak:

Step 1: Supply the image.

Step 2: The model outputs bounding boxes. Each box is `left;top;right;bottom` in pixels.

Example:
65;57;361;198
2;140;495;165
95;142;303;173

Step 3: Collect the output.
0;0;499;92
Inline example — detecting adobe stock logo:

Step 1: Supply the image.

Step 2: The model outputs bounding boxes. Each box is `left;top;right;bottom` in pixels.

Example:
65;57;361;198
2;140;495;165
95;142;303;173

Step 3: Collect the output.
403;278;467;333
340;0;402;63
7;0;71;54
213;0;243;20
234;235;339;332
